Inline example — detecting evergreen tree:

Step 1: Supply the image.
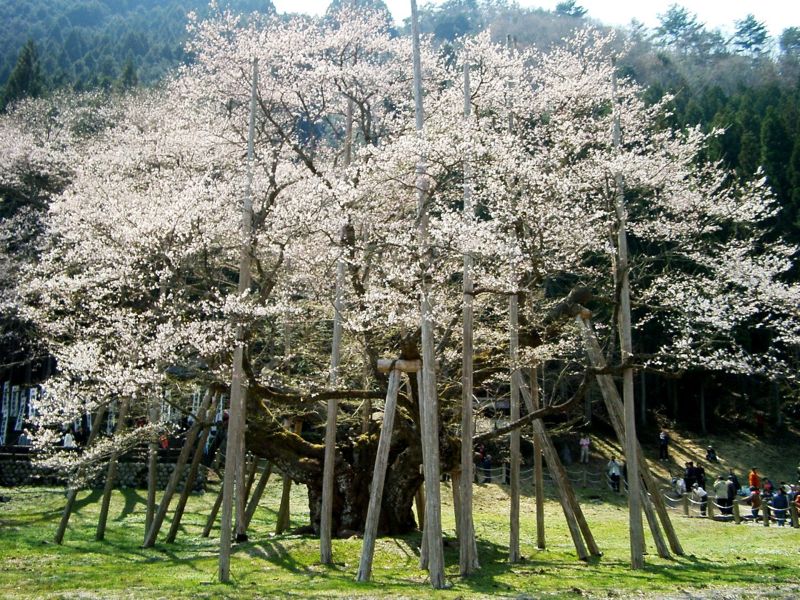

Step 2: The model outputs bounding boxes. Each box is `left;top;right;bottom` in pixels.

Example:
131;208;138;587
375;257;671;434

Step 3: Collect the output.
733;14;769;56
653;5;704;54
760;106;791;201
1;40;44;111
555;1;586;18
117;58;138;91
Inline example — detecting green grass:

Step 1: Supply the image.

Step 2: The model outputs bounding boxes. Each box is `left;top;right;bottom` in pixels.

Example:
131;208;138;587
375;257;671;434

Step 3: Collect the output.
1;473;799;599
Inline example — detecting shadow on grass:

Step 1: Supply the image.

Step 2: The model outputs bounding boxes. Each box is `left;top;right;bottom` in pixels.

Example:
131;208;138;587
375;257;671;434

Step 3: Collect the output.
115;488;146;521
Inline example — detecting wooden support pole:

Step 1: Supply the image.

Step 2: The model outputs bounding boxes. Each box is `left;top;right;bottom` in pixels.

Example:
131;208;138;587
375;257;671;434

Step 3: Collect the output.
356;369;402;582
451;469;462;539
763;504;771;527
682;494;689;517
508;294;521;563
519;387;588;559
577;314;683;556
203;483;225;538
790;502;798;528
243;460;272;531
611;61;644;570
219;57;258;583
459;57;480;578
96;397;130;541
708;497;715;519
144;396;160;543
243;454;258;508
144;390;212;547
320;256;345;563
532;365;545;550
55;405;107;544
166;396;218;544
415;483;426;532
275;420;303;535
410;0;445;587
733;499;741;524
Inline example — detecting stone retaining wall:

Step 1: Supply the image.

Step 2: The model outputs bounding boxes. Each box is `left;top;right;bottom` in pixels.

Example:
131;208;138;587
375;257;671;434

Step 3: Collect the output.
0;452;206;491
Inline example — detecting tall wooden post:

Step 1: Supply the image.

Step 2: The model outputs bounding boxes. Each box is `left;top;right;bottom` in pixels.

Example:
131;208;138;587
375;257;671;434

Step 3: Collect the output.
612;62;645;570
96;397;130;541
144;395;160;543
508;294;521;563
219;57;258;583
532;365;545;550
410;0;445;588
459;59;479;577
321;94;353;563
319;260;344;560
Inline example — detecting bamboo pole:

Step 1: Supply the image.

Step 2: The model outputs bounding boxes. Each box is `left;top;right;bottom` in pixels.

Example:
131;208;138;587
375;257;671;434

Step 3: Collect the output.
356;369;402;582
219;58;258;583
55;405;108;544
96;397;130;541
459;59;479;577
144;390;212;547
531;365;545;550
166;395;218;543
612;62;645;570
410;0;445;588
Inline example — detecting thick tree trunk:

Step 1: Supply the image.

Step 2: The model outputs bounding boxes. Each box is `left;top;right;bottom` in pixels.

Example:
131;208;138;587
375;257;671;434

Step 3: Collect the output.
246;398;429;537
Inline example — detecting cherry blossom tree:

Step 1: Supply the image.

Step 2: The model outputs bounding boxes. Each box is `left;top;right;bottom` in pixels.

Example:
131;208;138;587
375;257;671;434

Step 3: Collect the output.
11;8;798;546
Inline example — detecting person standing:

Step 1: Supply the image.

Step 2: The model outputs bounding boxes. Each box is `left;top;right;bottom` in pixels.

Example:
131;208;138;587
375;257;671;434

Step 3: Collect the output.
728;469;741;494
579;434;591;464
748;467;761;490
63;431;76;448
714;474;731;515
659;430;669;460
770;487;789;526
745;486;762;520
607;457;621;493
684;461;697;489
692;482;708;516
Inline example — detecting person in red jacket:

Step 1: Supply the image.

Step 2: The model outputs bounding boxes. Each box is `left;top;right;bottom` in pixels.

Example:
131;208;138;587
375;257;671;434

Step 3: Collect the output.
748;467;761;490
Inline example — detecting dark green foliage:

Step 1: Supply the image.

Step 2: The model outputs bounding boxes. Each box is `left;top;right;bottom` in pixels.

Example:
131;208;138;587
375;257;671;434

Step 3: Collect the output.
555;1;586;18
1;40;43;111
732;14;769;56
0;1;276;92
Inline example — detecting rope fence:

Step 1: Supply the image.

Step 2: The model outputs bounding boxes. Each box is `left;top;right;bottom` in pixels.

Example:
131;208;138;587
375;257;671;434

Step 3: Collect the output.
471;463;799;529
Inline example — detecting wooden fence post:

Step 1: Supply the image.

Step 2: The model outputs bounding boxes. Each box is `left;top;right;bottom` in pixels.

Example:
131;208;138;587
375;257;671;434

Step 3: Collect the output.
733;499;741;524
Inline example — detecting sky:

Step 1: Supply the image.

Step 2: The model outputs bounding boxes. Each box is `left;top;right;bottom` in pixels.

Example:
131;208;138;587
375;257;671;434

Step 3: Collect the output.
269;0;800;38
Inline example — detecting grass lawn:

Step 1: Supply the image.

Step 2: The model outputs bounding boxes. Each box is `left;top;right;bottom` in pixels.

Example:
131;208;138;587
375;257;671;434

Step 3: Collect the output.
1;468;799;600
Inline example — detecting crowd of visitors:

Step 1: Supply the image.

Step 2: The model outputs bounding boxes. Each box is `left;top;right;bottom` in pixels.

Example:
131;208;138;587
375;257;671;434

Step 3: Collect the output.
670;460;800;526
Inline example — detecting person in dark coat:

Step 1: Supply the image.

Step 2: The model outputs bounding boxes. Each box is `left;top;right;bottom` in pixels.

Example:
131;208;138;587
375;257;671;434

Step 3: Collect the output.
770;487;789;526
